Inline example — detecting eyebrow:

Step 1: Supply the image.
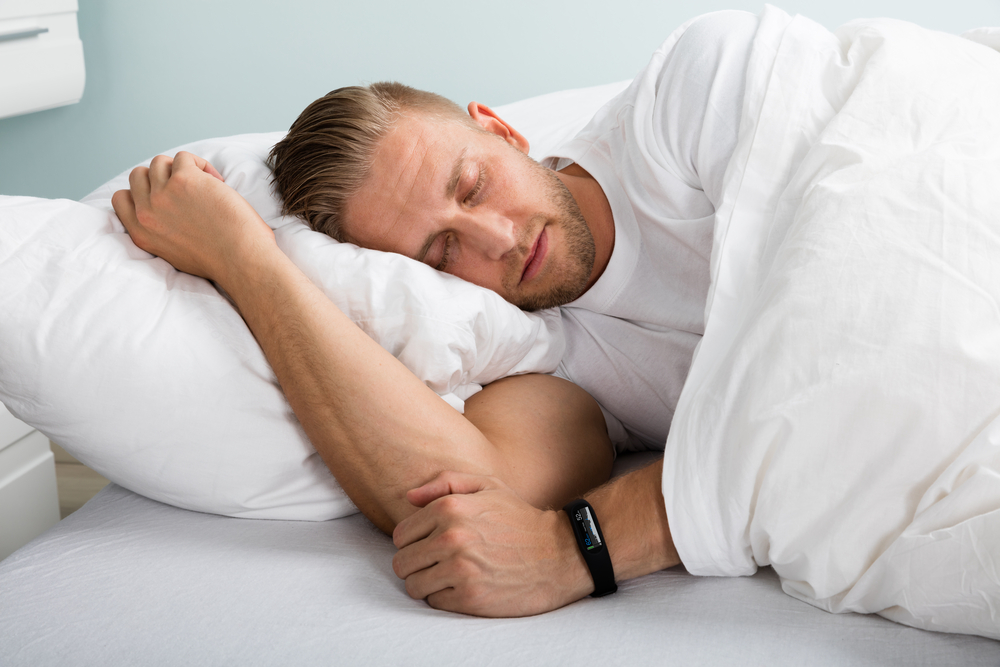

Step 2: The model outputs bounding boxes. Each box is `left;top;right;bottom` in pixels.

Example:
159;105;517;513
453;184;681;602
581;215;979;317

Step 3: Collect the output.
416;147;468;262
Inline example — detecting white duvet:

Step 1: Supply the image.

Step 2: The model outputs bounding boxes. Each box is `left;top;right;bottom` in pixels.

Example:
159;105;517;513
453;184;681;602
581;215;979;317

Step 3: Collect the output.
664;8;1000;639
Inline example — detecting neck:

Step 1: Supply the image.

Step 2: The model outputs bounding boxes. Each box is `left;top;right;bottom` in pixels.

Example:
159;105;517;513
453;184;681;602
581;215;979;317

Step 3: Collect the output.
554;164;615;293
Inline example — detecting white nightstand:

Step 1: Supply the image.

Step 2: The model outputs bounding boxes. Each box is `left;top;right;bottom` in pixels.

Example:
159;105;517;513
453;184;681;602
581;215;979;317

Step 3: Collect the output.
0;402;60;560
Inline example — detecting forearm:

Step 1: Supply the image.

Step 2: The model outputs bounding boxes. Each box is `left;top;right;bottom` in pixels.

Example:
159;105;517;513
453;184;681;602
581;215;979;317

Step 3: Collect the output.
584;458;680;581
112;156;619;610
392;453;680;615
217;243;501;532
555;458;681;598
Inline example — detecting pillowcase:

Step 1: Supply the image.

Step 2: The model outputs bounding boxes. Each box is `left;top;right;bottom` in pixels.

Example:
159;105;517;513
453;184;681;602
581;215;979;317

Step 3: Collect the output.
80;132;565;409
0;81;627;520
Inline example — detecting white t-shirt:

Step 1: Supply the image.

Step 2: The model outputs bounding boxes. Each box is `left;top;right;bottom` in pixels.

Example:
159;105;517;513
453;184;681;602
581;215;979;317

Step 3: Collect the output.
544;11;759;452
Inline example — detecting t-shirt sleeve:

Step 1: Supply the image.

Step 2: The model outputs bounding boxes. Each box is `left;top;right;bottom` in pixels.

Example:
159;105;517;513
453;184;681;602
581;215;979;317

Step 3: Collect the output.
651;10;759;208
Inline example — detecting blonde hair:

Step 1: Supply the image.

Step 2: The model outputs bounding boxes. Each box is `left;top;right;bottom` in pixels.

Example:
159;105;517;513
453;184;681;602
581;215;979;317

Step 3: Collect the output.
269;82;476;241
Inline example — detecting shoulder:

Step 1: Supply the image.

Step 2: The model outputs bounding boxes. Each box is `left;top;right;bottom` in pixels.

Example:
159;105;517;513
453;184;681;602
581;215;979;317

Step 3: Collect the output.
635;10;758;199
656;10;760;85
679;10;760;44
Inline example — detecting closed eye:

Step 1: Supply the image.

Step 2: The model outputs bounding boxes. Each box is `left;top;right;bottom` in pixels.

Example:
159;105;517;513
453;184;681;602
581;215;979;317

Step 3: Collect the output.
436;233;453;271
464;166;486;205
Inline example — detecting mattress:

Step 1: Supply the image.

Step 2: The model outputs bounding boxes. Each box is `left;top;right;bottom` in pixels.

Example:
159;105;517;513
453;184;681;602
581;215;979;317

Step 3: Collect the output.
2;470;998;666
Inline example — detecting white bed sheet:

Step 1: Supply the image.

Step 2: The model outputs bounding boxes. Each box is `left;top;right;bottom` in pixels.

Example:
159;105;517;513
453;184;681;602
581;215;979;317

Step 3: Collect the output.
2;470;998;666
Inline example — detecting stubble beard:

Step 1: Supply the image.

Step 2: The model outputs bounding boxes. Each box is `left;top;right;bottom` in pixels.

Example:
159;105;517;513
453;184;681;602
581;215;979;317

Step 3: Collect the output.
502;156;596;312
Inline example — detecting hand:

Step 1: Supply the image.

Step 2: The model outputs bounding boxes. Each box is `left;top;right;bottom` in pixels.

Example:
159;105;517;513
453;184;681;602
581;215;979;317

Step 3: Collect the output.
112;151;276;285
392;471;592;617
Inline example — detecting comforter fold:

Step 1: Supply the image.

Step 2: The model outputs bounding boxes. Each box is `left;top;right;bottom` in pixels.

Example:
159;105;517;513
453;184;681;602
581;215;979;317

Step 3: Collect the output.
663;6;1000;638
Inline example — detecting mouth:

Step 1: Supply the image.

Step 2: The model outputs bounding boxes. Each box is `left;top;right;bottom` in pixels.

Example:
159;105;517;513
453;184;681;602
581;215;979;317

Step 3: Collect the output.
520;226;548;284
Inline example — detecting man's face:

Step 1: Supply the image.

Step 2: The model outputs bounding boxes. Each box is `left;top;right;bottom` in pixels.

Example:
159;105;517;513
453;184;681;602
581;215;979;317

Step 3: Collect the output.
342;114;595;311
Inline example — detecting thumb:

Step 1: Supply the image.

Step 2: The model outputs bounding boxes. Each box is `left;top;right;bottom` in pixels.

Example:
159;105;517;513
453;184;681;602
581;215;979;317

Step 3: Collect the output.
406;471;494;508
173;151;225;182
201;159;225;182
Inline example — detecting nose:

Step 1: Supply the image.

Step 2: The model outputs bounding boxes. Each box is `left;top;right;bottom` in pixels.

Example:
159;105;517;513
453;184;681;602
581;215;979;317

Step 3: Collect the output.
460;210;517;261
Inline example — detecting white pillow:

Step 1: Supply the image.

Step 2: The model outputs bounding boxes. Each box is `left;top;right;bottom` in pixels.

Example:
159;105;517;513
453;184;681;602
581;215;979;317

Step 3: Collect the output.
0;82;626;521
80;132;565;409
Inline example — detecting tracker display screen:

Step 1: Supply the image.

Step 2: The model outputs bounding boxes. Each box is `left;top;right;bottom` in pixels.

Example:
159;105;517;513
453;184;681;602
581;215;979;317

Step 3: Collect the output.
574;506;603;552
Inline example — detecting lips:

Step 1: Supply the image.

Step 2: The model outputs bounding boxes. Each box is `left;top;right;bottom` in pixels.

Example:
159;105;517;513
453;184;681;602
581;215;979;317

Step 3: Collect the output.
520;227;548;284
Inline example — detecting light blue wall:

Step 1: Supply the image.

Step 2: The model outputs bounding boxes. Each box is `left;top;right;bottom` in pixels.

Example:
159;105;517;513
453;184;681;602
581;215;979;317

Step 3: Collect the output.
2;0;998;200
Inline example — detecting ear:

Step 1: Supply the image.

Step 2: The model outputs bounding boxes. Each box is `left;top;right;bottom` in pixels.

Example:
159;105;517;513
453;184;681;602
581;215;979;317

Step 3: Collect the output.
467;102;530;154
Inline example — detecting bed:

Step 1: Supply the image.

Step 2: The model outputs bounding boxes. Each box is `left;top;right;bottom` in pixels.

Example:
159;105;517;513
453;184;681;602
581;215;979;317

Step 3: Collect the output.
3;8;1000;661
3;458;999;666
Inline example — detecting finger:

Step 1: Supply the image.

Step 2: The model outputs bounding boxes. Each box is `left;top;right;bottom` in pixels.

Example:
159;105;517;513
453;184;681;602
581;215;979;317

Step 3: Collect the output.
405;471;493;508
147;155;174;191
392;504;440;549
425;587;476;615
394;490;477;553
173;151;225;182
111;189;137;229
127;166;151;206
402;565;454;602
392;524;454;579
202;160;225;182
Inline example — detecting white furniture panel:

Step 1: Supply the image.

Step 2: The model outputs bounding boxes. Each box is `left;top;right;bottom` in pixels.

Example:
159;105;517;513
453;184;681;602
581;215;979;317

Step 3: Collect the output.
0;404;60;561
0;401;34;446
0;0;85;119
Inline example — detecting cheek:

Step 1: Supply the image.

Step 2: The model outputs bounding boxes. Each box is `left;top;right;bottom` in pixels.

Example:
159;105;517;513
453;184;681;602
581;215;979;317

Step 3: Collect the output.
452;252;511;290
494;158;541;211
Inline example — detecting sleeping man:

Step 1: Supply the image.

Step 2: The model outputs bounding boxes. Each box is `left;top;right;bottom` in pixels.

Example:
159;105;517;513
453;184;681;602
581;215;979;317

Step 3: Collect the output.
112;8;759;618
110;8;1000;636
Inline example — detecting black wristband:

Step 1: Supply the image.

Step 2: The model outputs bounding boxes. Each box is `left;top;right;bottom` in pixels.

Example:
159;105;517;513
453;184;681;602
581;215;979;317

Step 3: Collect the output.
563;499;617;597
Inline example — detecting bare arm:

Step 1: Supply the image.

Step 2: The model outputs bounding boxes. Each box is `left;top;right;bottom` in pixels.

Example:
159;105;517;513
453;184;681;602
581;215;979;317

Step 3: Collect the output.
584;458;679;582
111;152;611;532
392;457;680;617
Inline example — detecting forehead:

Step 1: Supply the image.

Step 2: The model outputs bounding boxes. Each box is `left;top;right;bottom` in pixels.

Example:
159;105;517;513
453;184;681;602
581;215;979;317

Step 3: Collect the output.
343;114;472;250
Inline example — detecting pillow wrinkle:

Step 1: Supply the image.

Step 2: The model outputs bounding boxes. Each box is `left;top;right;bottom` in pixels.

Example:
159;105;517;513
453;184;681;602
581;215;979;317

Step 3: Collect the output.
1;82;624;519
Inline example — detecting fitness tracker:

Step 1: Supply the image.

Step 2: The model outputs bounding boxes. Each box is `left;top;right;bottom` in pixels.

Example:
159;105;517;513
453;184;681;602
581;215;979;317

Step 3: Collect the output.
563;499;617;597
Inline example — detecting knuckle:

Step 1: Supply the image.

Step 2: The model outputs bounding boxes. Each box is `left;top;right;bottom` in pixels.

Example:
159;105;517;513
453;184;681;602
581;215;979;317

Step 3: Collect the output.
134;206;155;227
464;583;487;605
455;583;485;609
436;495;463;515
437;528;466;550
451;557;478;582
171;171;191;188
404;578;422;600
